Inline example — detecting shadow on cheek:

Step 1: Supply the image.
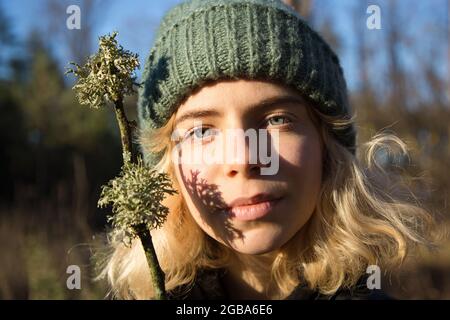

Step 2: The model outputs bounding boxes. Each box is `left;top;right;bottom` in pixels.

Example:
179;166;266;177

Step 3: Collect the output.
177;163;244;244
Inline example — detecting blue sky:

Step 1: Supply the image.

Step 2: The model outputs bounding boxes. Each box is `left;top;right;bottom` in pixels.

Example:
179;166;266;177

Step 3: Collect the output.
1;0;448;96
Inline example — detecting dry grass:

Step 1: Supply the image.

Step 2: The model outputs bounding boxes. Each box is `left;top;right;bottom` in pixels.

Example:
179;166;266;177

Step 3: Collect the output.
0;192;107;299
1;190;448;299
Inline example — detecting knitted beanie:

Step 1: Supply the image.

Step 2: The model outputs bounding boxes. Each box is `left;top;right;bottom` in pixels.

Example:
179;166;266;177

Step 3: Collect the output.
138;0;355;166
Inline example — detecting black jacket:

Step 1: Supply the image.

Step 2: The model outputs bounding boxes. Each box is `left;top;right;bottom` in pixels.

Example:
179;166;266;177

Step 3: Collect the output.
167;268;392;300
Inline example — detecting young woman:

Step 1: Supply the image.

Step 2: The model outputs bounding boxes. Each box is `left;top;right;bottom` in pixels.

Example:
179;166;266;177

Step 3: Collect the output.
98;0;437;299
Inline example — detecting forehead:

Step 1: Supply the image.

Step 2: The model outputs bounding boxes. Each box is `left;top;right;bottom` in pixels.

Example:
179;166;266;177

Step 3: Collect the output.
174;79;306;124
180;79;297;107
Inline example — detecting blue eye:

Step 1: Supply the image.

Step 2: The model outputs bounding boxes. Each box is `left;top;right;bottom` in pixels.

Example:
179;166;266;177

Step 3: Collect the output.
187;126;216;140
267;115;291;126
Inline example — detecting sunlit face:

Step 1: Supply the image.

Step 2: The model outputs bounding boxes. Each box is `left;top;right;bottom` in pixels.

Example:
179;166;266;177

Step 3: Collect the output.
171;79;323;255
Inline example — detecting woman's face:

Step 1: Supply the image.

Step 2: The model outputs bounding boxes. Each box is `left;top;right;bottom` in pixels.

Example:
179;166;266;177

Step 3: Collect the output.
172;79;323;255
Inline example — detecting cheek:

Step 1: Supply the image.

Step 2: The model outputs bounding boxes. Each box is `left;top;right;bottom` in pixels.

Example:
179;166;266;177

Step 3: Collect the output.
277;131;323;213
282;136;322;175
174;159;214;207
173;139;217;187
174;160;225;237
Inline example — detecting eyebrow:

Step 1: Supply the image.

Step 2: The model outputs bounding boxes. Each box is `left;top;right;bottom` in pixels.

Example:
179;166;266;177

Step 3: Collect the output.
174;94;304;127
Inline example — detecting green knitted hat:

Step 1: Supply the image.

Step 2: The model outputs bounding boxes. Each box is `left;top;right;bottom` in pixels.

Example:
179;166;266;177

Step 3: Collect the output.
138;0;355;166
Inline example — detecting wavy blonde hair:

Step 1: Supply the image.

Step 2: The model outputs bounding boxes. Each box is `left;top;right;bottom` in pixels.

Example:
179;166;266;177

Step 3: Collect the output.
96;101;439;299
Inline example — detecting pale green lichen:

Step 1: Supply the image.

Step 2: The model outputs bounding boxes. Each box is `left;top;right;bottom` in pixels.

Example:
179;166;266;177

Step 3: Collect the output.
66;31;140;108
98;152;177;245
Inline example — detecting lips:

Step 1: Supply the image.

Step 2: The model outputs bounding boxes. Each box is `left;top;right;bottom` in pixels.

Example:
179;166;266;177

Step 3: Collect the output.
220;193;284;221
227;193;281;208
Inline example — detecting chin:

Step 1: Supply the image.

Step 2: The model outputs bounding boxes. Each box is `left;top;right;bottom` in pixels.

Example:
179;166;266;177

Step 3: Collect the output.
226;229;288;255
230;244;278;255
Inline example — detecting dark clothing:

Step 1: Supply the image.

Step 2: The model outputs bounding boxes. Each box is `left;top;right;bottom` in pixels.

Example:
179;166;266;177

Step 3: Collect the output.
168;268;391;300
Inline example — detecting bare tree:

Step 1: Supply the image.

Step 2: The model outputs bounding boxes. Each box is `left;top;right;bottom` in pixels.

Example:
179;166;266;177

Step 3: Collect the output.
43;0;109;64
384;0;407;109
353;0;371;93
445;0;449;106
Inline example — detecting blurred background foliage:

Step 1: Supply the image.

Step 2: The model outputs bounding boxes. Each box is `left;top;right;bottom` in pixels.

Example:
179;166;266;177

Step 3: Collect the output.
0;0;449;299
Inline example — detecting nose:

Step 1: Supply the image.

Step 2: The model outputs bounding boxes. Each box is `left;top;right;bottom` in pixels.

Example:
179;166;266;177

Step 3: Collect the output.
222;130;268;178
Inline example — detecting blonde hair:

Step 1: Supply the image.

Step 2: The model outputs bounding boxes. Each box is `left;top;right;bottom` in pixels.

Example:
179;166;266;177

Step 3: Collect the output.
96;102;439;299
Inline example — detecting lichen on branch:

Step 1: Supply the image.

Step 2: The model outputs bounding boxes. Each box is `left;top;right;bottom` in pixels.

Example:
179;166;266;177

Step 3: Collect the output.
98;152;178;245
66;31;173;299
65;31;140;108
